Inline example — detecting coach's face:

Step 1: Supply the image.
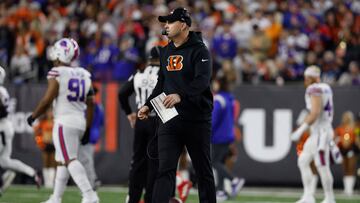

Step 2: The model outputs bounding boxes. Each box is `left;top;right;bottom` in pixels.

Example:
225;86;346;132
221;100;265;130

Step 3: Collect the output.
165;21;185;38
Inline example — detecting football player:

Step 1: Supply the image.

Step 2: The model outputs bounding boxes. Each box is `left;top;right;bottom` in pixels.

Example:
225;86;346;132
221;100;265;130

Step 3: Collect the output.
27;38;99;203
291;66;336;203
0;66;41;192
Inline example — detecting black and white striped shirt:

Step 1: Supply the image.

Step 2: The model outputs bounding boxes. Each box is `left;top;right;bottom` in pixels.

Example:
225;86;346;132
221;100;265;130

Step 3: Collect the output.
118;65;160;115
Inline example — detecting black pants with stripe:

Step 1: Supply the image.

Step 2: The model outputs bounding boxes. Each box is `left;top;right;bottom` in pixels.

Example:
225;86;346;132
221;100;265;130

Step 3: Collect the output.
128;116;159;203
152;116;216;203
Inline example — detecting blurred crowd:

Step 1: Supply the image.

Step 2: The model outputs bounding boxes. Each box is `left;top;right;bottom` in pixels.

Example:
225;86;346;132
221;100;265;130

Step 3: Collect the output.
0;0;359;86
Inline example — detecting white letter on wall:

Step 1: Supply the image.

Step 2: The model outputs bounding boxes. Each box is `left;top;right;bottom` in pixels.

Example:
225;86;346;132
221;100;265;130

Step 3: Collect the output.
239;109;292;162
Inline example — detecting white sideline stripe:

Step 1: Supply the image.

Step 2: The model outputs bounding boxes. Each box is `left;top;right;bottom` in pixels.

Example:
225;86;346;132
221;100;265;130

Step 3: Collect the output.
216;201;294;203
11;185;360;201
237;188;360;200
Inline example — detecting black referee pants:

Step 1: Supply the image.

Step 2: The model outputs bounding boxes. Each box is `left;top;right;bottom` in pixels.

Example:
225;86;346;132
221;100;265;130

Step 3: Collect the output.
152;116;216;203
128;117;159;203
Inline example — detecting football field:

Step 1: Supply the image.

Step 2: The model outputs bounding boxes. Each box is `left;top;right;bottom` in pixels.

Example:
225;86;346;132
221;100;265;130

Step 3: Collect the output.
0;185;359;203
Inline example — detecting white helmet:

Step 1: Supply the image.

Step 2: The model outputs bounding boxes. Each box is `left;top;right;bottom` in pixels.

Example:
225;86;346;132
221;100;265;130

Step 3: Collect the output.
0;66;5;85
48;38;75;64
69;38;80;61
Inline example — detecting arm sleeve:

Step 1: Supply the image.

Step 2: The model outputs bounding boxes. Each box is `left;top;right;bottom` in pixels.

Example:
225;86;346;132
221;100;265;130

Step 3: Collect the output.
118;77;135;115
179;47;212;98
306;85;323;96
46;68;60;81
144;66;164;111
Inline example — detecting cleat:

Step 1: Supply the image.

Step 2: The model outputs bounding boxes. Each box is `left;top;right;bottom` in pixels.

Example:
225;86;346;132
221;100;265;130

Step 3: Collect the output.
81;192;99;203
230;177;245;197
216;190;228;202
295;196;315;203
40;195;62;203
321;198;336;203
1;170;16;193
178;180;192;202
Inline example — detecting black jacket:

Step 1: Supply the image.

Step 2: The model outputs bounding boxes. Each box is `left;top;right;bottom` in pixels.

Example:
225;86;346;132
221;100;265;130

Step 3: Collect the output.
145;31;213;121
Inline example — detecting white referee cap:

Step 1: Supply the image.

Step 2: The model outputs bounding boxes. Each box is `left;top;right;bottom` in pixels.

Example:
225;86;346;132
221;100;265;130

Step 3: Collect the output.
304;65;321;77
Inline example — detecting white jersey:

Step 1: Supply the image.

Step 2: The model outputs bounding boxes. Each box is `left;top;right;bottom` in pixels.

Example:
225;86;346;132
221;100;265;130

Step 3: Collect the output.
305;83;333;130
133;65;159;109
47;66;92;130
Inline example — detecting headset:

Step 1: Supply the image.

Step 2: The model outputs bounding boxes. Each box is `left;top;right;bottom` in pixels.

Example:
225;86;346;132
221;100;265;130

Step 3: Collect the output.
162;29;168;35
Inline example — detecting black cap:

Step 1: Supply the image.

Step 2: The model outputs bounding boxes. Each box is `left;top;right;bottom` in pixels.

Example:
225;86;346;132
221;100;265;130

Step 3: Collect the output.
148;46;161;60
158;7;191;27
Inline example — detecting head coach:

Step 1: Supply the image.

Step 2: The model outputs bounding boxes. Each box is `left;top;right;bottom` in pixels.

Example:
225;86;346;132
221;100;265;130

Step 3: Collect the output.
137;7;216;203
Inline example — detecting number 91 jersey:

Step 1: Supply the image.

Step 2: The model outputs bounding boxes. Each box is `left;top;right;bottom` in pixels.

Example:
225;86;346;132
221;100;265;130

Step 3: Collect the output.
305;83;334;129
47;66;92;131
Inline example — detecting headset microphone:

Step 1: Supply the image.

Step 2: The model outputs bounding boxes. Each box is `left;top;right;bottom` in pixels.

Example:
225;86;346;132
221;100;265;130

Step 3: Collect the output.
161;29;168;35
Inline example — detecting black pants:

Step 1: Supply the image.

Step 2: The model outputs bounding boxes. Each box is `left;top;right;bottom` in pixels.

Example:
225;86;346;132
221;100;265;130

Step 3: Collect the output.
128;117;159;203
152;116;216;203
212;143;234;191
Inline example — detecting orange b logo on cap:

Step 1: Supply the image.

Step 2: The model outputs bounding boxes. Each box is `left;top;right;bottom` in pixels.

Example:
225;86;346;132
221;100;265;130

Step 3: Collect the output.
166;55;183;71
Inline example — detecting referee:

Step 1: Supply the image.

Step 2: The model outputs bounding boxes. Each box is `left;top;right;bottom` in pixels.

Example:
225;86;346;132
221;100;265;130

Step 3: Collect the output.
138;7;216;203
118;46;161;203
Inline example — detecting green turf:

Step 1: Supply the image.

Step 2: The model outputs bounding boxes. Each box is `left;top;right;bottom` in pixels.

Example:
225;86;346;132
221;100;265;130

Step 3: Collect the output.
0;185;359;203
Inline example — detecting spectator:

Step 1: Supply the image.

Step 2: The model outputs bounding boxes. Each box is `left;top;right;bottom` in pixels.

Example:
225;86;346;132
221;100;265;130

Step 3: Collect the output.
96;11;117;40
321;51;340;85
250;9;270;30
264;11;282;57
304;51;318;67
249;24;271;63
231;13;253;49
0;16;15;67
282;2;306;29
80;41;98;77
323;10;340;48
9;45;32;83
93;33;117;81
43;9;66;40
0;0;360;85
233;48;256;84
212;20;238;63
113;35;139;81
338;61;360;86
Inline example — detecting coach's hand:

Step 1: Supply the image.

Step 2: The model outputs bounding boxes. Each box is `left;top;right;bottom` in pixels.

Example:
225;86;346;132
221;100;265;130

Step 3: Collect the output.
27;115;35;126
127;112;137;128
138;106;150;120
163;94;181;108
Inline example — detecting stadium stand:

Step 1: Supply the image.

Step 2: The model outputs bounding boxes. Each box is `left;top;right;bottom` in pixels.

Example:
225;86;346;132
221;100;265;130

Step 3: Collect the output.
0;0;359;85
